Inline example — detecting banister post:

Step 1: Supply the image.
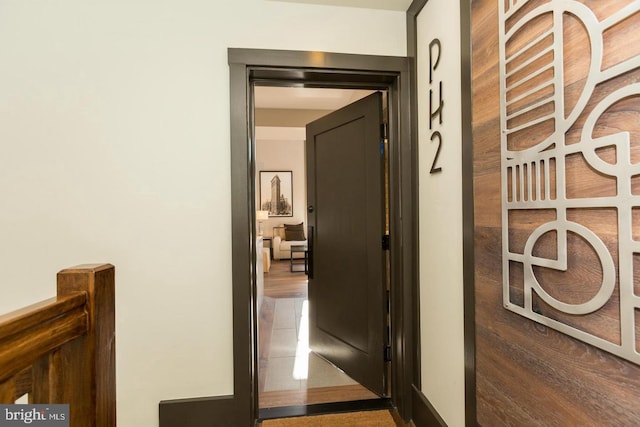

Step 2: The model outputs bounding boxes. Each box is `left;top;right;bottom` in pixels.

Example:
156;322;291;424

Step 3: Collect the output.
0;378;16;403
56;264;116;427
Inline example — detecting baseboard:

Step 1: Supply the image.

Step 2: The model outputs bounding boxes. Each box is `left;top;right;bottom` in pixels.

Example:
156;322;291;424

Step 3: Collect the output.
411;385;447;427
159;395;250;427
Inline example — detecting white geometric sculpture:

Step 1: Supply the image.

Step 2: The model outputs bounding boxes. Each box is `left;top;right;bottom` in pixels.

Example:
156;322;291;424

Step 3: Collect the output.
500;0;640;364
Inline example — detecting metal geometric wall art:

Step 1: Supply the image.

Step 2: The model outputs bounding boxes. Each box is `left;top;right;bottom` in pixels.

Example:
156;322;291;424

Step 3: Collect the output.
500;0;640;364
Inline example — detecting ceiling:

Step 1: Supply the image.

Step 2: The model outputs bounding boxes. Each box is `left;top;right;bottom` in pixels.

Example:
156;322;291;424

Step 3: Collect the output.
266;0;412;11
254;86;375;110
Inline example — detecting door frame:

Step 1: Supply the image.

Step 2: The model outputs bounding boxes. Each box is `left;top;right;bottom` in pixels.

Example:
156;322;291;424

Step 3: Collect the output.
234;49;416;424
159;48;417;426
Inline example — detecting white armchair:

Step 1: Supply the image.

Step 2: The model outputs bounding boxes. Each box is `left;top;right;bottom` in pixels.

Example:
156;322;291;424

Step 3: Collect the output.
272;224;307;260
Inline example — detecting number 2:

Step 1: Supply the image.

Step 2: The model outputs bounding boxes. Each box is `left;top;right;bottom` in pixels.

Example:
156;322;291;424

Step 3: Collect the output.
430;131;443;174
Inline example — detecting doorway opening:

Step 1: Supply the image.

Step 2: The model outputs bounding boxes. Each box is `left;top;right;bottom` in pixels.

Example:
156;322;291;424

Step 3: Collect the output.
254;86;390;412
226;48;416;426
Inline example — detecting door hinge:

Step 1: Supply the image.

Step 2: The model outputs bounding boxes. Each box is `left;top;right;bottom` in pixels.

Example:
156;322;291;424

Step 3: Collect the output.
384;345;392;362
381;122;388;140
382;234;390;251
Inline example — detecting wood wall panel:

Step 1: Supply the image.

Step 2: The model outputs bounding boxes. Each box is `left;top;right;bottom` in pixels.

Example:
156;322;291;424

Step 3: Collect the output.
472;0;640;425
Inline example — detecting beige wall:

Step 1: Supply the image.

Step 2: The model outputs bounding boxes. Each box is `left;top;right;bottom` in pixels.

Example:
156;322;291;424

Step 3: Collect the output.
256;127;307;236
0;1;406;426
256;108;332;127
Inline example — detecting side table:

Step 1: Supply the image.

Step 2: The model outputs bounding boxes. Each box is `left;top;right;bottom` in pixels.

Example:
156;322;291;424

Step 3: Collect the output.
290;245;308;274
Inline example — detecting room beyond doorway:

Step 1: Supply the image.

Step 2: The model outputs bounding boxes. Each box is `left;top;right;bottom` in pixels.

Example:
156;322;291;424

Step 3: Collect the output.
254;85;387;410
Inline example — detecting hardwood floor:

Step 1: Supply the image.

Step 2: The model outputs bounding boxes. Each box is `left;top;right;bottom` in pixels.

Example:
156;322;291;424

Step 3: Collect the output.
263;260;308;299
258;260;378;408
260;384;378;408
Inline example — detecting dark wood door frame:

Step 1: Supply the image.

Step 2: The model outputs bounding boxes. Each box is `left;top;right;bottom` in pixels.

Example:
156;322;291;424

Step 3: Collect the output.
159;48;417;426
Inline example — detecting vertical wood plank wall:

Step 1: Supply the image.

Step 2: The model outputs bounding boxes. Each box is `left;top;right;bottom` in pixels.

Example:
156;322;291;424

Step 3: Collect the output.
472;0;640;425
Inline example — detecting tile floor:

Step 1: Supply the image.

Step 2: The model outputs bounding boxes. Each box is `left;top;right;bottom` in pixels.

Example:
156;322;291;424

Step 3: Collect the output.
263;297;358;392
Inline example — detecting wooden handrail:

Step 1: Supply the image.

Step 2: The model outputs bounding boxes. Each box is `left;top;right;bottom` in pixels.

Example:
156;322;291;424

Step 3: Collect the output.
0;292;88;383
0;263;116;426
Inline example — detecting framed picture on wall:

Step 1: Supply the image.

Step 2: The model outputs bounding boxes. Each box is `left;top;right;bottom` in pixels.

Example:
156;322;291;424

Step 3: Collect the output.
259;171;293;217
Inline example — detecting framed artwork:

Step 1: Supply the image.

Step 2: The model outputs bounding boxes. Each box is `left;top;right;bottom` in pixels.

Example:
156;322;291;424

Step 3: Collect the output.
259;171;293;217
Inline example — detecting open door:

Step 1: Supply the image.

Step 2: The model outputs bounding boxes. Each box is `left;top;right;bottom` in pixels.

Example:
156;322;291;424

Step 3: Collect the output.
306;91;387;396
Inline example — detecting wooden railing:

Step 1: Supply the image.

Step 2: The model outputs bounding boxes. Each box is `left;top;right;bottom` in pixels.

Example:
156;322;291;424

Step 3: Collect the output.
0;264;116;426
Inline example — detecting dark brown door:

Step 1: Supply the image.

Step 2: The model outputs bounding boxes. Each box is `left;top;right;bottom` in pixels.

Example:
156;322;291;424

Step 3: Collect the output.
306;91;387;396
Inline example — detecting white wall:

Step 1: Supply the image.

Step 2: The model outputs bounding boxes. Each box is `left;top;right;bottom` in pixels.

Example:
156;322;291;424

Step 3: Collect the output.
417;0;466;426
0;1;406;426
256;127;307;235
